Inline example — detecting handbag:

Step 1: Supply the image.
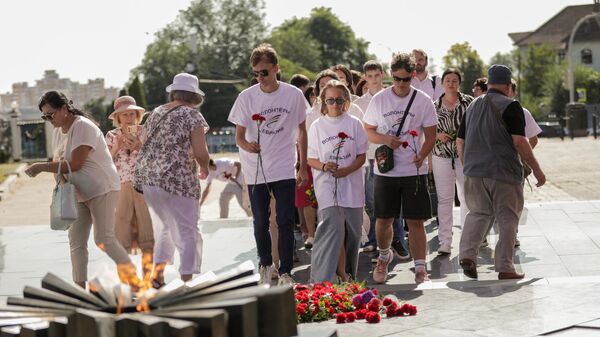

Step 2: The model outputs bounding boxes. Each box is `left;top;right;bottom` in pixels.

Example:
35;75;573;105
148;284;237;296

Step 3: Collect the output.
375;90;418;173
50;160;78;230
133;105;183;194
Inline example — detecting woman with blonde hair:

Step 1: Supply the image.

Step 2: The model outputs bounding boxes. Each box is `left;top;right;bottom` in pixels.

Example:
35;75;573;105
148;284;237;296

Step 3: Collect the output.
105;96;154;280
134;73;210;286
308;80;367;282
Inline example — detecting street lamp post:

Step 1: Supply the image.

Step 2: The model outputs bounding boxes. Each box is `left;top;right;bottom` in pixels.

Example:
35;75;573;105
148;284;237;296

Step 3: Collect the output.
9;101;22;161
568;0;600;103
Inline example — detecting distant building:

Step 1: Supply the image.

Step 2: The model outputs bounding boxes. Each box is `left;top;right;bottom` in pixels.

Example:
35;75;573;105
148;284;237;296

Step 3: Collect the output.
0;70;119;118
509;3;600;71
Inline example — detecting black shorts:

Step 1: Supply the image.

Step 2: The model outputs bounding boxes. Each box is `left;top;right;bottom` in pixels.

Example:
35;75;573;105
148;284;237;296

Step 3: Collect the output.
374;175;431;220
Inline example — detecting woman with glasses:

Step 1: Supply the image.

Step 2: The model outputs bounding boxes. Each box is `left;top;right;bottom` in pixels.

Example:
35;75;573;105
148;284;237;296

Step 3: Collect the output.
432;69;474;255
308;80;367;283
24;91;141;289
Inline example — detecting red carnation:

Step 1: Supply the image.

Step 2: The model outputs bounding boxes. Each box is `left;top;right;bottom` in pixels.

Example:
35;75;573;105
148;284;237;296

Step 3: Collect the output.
327;306;335;314
296;304;307;315
355;309;367;320
409;130;418;137
372;289;379;295
338;132;349;139
365;311;381;323
382;297;393;306
401;141;409;148
367;298;381;312
336;313;347;324
251;113;266;122
346;312;357;322
385;302;399;317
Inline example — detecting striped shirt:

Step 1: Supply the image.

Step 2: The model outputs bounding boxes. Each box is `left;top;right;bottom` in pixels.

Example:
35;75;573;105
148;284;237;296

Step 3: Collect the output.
433;92;473;158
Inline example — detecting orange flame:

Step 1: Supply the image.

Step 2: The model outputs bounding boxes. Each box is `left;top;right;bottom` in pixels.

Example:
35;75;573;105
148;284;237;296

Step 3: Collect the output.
136;297;151;313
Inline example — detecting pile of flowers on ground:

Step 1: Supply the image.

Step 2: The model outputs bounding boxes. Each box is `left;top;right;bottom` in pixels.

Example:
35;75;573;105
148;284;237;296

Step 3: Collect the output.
294;281;417;324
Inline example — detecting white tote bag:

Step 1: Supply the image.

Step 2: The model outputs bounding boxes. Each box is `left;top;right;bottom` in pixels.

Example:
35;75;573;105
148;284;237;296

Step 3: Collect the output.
50;160;78;230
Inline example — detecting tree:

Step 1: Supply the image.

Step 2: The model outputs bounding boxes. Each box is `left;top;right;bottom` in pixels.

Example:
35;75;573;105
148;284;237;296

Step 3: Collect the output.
489;51;517;70
521;44;556;100
84;97;112;135
268;7;375;74
133;0;267;121
443;42;485;93
128;75;147;109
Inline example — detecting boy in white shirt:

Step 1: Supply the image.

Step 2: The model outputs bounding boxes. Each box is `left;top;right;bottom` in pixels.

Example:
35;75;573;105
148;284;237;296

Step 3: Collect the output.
200;158;251;218
363;53;438;284
228;44;309;285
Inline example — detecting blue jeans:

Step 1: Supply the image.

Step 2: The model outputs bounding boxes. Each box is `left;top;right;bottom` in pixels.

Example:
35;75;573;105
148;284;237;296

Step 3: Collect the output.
247;179;296;275
365;159;407;250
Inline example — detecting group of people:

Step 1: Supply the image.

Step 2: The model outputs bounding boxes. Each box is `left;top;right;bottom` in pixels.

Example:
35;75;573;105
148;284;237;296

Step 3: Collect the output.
24;43;545;289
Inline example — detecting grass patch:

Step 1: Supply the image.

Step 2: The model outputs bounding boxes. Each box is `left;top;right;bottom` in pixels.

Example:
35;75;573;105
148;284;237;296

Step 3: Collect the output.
0;163;21;184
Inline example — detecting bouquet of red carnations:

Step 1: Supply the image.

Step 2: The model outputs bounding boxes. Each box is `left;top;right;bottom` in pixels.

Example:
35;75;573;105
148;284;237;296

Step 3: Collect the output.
294;281;417;324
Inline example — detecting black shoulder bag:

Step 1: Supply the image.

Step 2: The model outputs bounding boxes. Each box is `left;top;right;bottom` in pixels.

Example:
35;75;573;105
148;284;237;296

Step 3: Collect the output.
133;105;183;194
375;90;418;173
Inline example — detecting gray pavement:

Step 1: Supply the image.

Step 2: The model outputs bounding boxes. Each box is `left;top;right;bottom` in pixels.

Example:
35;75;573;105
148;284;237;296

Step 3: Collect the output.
1;138;600;336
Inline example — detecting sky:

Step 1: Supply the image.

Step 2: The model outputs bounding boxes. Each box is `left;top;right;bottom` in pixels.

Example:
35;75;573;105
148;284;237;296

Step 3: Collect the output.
0;0;588;93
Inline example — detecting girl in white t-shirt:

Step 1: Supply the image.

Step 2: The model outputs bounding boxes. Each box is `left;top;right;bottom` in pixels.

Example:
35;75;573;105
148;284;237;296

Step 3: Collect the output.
307;81;368;283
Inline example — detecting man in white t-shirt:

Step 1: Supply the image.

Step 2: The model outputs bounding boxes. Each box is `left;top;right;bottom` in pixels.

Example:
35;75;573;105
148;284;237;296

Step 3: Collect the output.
228;44;309;285
363;53;438;284
200;158;251;218
411;49;443;102
355;60;409;259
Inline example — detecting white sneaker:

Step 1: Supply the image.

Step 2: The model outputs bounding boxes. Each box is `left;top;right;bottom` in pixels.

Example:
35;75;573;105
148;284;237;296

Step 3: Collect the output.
258;265;272;285
278;273;295;285
437;243;451;255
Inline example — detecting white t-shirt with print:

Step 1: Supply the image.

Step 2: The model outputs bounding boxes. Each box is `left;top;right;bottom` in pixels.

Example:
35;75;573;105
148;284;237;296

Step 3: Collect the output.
523;108;542;139
308;113;368;210
305;100;363;129
228;82;309;185
354;91;379;160
363;87;438;177
207;158;243;184
64;116;120;202
411;74;443;101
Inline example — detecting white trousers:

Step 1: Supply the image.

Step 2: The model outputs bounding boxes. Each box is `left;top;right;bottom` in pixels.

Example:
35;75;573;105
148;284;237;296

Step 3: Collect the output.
432;155;468;246
142;185;202;275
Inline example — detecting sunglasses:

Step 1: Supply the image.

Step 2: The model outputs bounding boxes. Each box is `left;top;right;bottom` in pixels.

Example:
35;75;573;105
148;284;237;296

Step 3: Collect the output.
41;110;58;121
392;75;412;83
252;69;269;77
325;98;346;106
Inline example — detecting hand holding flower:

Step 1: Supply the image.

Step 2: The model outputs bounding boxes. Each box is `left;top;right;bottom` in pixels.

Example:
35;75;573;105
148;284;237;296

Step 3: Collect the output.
413;154;424;169
385;135;402;149
332;166;350;178
323;161;338;173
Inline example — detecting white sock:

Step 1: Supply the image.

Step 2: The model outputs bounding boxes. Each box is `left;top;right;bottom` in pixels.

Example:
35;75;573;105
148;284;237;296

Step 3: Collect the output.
415;259;426;271
379;248;391;261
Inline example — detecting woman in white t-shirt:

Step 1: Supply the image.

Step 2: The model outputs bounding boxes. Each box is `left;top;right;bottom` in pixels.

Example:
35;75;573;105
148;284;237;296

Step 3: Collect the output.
307;80;368;283
25;91;139;289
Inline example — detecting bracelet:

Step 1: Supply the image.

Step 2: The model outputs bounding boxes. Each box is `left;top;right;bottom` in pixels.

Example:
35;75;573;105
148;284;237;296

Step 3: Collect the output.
322;163;326;172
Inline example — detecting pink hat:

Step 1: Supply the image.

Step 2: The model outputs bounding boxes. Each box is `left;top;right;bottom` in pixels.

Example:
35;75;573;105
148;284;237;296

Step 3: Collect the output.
109;96;145;120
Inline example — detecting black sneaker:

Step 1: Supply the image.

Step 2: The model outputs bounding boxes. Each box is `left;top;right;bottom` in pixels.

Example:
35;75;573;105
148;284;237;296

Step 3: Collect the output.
391;240;410;260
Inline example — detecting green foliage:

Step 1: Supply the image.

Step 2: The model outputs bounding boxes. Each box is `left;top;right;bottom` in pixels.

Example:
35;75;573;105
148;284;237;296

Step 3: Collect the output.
118;88;128;97
269;7;375;73
521;44;556;100
489;51;517;71
278;57;316;82
442;42;485;93
127;76;147;109
84;97;112;135
133;0;267;123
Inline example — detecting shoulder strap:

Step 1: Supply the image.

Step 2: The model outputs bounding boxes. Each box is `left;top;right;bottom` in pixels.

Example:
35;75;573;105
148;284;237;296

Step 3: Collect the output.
140;105;183;153
431;76;437;91
484;95;508;129
395;89;418;137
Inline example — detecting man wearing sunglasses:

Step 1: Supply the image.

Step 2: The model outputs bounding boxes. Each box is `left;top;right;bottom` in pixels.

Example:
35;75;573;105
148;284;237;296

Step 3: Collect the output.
228;44;310;286
363;53;438;284
411;49;443;102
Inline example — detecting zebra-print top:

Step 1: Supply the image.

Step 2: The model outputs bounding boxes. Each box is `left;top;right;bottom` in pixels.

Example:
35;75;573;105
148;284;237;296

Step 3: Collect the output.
432;92;474;158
